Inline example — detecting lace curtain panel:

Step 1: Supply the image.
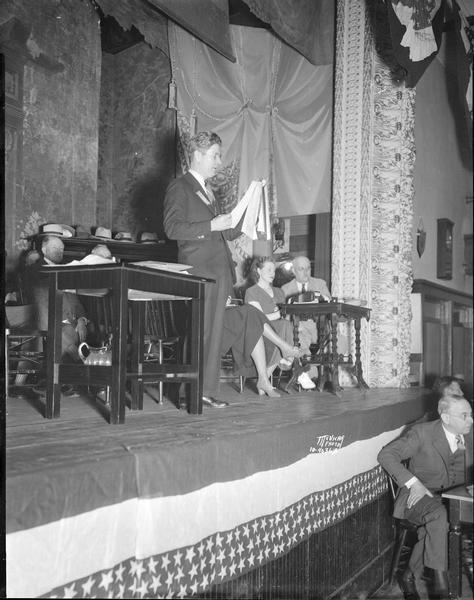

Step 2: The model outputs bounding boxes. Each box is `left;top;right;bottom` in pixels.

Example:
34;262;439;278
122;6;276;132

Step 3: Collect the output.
169;22;333;218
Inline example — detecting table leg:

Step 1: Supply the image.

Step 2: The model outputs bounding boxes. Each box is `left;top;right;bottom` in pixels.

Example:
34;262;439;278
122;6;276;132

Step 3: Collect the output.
353;317;369;389
130;302;145;410
45;275;63;419
188;297;203;414
284;315;302;393
447;500;462;599
326;314;342;396
292;315;300;348
109;269;128;424
314;315;325;392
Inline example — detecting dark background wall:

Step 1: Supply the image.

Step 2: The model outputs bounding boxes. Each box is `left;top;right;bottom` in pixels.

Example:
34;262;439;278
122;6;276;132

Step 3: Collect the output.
2;0;100;273
97;41;176;239
2;0;471;295
2;0;325;282
413;34;473;294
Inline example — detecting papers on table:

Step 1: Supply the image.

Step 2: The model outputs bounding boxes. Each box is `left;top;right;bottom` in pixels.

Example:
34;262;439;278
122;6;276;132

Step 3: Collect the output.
45;259;193;298
42;255;117;266
127;290;191;301
131;261;191;273
44;256;116;295
74;289;110;297
343;298;368;306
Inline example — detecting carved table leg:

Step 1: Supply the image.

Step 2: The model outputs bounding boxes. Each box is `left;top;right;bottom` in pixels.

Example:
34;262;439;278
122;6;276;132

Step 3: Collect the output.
314;315;325;392
353;317;369;389
292;314;300;348
326;314;342;396
282;315;301;393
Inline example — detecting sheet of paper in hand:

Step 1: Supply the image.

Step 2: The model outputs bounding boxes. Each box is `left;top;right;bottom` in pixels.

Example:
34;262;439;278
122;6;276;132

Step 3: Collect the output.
230;180;267;239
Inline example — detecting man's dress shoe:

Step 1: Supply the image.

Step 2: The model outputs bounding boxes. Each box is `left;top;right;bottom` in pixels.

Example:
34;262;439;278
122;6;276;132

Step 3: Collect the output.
399;570;420;600
202;396;228;408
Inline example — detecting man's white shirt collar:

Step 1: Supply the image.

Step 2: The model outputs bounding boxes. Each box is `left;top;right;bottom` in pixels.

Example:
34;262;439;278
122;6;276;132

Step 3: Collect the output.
189;169;207;193
442;424;464;453
297;281;309;292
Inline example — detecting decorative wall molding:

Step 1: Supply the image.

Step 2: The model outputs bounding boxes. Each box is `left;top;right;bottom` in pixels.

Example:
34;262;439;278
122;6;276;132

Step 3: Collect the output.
332;0;415;387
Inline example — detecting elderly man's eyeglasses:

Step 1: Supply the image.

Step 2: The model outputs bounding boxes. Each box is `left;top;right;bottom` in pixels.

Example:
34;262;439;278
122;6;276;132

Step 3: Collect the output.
448;411;473;421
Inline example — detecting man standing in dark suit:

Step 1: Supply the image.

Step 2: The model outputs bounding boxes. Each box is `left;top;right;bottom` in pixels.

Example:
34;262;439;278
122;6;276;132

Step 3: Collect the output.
378;395;473;599
164;132;242;407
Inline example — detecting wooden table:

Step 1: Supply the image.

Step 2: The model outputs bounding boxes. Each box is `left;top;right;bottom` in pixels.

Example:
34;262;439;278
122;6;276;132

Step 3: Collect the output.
41;263;212;423
442;485;473;598
280;301;371;395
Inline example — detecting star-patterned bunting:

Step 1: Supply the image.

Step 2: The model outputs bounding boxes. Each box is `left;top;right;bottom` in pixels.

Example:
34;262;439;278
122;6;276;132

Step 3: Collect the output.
44;466;387;599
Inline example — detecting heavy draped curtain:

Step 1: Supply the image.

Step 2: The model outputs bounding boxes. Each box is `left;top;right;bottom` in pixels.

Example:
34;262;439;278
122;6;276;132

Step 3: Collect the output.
169;22;333;219
244;0;335;66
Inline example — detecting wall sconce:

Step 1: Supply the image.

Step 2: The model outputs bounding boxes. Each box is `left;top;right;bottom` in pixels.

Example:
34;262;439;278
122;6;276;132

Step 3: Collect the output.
416;218;426;257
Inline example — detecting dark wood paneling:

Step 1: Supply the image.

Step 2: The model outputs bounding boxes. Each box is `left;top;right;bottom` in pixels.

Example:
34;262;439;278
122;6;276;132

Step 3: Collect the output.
412;279;473;391
313;212;331;288
196;493;394;600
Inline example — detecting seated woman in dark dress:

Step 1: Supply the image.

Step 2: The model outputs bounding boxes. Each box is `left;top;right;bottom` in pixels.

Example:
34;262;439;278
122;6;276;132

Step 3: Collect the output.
244;256;297;378
222;303;300;398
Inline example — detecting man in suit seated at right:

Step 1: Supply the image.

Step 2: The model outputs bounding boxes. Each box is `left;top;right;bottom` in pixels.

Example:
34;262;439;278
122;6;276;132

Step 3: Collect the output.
378;394;473;600
281;255;331;359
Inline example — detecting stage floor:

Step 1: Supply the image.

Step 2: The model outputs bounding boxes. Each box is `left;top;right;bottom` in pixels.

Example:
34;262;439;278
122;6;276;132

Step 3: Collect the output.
5;382;433;478
5;382;436;599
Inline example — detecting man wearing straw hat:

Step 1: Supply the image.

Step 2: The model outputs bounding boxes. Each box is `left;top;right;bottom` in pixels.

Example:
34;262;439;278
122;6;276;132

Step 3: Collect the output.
23;234;89;395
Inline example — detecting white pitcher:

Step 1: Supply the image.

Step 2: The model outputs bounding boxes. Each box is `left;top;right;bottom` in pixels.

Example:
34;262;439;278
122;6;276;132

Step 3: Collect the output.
78;342;112;366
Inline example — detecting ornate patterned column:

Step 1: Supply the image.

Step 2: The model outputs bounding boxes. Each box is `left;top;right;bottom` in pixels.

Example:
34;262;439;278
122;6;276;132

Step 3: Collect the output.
332;0;415;387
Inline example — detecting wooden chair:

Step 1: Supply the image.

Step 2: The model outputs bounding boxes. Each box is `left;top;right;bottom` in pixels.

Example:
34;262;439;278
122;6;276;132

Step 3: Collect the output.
220;348;246;393
76;292;114;405
143;299;185;404
386;470;418;585
220;299;246;393
5;303;47;397
82;293;187;408
6;326;48;396
127;299;188;409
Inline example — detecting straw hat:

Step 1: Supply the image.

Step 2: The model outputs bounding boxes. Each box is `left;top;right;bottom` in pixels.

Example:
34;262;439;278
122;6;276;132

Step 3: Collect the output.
39;223;75;238
138;231;159;244
94;226;112;240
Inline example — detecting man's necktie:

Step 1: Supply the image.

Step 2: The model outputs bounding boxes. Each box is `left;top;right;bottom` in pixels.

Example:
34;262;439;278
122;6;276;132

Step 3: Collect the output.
302;283;307;293
205;182;218;213
456;434;465;451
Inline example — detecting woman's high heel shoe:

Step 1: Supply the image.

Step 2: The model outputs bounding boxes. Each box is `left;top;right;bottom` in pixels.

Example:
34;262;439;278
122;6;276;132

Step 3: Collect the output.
256;380;280;398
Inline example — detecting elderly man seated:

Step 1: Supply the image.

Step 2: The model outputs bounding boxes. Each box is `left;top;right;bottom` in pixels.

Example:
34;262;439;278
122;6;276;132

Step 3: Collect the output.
281;255;331;388
23;234;89;395
378;394;473;600
281;255;331;351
